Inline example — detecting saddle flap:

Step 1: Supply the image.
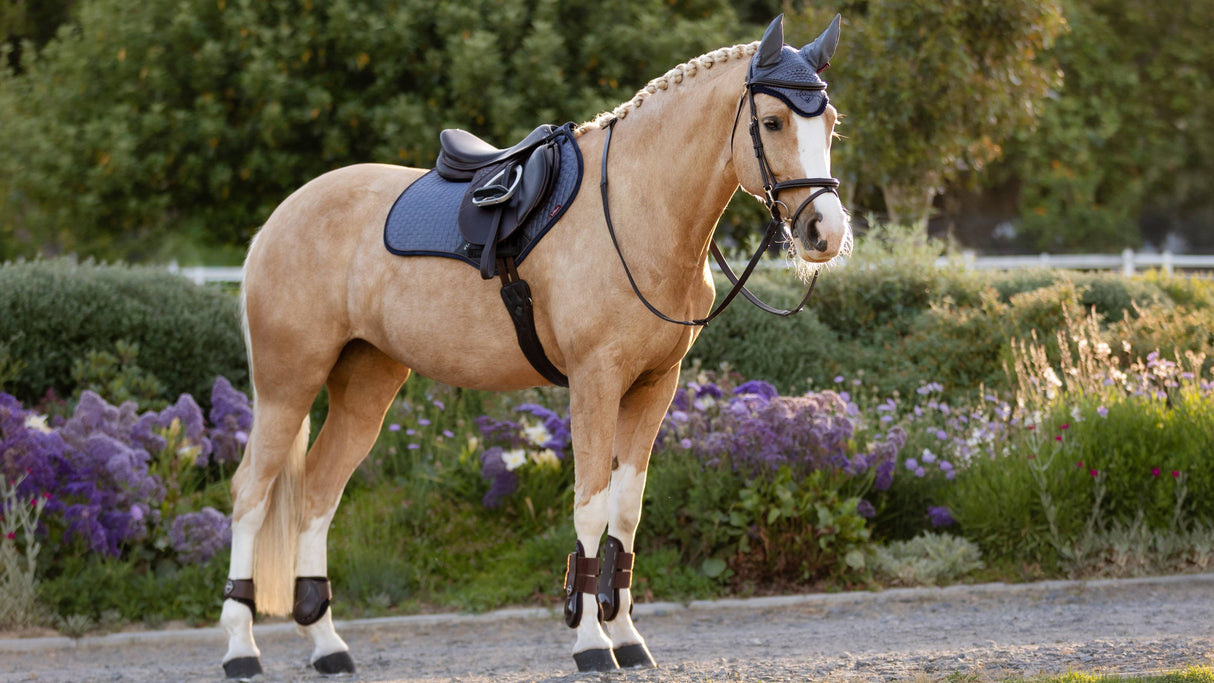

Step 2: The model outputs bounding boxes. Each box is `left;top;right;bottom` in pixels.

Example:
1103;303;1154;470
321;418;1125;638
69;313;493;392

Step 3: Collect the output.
458;141;561;247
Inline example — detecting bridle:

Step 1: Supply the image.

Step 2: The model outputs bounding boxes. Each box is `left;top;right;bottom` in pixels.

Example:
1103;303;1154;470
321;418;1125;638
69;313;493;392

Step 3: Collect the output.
600;68;842;327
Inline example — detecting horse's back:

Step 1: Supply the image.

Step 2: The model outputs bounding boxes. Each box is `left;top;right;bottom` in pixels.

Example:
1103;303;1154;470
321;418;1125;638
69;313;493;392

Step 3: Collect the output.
244;162;557;390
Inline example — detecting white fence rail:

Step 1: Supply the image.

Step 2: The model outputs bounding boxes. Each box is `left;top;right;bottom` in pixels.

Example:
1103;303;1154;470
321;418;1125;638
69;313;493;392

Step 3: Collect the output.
168;250;1214;285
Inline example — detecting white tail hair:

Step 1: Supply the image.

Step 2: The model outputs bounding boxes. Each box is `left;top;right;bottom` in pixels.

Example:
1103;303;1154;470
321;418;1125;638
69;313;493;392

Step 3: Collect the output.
249;413;308;616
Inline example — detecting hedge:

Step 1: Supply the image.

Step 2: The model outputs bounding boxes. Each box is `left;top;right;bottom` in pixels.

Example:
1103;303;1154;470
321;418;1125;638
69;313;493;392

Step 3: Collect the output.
0;258;247;406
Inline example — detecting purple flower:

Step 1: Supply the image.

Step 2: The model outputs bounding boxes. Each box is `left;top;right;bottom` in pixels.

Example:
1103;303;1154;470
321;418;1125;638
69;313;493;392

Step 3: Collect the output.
734;380;778;402
208;377;252;464
169;507;231;564
927;506;956;527
856;499;876;518
905;458;919;470
1097;406;1109;418
388;423;402;432
480;447;518;508
914;467;926;478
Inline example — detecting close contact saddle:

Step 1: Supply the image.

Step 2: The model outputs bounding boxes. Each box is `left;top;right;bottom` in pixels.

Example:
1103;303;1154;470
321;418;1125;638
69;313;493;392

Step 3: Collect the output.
437;124;562;280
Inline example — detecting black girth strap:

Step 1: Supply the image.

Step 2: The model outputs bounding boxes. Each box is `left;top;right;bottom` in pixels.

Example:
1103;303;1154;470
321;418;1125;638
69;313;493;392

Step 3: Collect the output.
497;256;569;387
293;576;332;626
223;578;256;615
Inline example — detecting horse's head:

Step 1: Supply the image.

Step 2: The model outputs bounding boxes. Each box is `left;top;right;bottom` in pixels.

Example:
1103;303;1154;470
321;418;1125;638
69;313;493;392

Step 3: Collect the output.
733;14;850;268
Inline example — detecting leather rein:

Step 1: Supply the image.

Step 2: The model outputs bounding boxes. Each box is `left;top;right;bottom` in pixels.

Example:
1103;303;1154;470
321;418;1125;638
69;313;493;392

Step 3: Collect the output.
600;81;840;327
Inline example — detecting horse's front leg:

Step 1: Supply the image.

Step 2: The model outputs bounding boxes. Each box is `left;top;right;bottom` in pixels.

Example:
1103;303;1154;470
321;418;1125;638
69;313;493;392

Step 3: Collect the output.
564;375;624;672
600;368;680;668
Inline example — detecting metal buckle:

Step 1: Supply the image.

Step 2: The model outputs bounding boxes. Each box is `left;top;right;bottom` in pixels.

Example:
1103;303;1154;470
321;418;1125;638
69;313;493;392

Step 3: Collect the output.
472;164;523;207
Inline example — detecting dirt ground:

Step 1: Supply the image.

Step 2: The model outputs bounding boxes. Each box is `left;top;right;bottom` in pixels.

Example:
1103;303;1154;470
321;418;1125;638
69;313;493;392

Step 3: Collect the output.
1;574;1211;682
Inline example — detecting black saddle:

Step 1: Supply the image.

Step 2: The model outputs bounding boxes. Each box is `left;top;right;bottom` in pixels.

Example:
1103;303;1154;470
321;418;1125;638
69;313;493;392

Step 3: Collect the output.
436;124;557;181
442;126;563;280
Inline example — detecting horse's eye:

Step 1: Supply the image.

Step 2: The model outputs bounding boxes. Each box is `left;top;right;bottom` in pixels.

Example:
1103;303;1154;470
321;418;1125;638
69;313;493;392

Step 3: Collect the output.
762;117;782;131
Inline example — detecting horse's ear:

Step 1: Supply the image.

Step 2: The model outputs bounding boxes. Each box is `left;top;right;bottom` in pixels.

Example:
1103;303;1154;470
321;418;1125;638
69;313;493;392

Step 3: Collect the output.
800;14;841;73
757;14;785;68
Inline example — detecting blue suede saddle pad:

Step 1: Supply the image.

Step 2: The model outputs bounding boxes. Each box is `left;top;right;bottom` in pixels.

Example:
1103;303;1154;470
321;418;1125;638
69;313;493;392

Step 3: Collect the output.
383;123;583;268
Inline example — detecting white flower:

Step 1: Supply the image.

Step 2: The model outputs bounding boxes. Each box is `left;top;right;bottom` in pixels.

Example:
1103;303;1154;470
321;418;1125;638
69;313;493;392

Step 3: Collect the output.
23;414;51;433
1070;405;1084;423
467;436;480;453
921;448;936;464
522;421;552;448
501;448;527;471
531;449;560;469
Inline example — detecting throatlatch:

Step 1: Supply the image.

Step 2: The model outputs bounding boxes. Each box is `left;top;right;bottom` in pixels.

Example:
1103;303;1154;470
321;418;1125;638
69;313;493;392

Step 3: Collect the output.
596;536;634;622
293;576;332;626
563;541;602;628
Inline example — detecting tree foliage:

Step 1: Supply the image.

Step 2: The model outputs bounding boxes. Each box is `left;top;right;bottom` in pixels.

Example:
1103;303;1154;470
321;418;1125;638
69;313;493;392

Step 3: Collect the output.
1005;0;1214;252
0;0;754;260
789;1;1066;227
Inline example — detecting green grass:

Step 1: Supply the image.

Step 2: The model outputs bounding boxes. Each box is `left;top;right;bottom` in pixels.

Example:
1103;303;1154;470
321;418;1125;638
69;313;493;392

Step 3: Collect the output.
1023;667;1214;683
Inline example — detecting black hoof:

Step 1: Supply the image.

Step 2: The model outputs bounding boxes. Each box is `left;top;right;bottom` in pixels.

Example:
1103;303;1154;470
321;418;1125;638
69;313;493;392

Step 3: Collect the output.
223;656;263;680
313;650;357;676
573;647;619;672
614;642;656;669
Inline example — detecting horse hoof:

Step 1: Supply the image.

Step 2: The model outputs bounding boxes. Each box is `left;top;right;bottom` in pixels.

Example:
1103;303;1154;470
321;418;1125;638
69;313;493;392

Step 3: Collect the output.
223;656;263;680
573;648;619;672
614;642;656;669
313;650;357;676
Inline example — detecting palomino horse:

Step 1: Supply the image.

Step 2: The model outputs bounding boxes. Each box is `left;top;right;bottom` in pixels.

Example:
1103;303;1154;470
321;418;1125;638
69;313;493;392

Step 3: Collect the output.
220;14;850;678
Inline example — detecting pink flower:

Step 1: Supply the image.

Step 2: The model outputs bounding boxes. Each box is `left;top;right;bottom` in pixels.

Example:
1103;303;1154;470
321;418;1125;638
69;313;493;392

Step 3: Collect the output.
1076;461;1084;468
1152;467;1161;477
5;532;13;540
1172;470;1181;479
1055;435;1063;442
1090;469;1099;477
1060;423;1070;430
1027;425;1036;431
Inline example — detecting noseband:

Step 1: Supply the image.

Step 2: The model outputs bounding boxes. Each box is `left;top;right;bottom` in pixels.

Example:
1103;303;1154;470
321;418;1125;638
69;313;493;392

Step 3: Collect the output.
600;74;842;328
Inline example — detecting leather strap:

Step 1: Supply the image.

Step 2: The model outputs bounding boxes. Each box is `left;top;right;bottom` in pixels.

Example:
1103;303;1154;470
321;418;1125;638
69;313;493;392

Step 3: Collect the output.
497;257;569;387
223;578;256;615
564;541;602;628
600;117;819;327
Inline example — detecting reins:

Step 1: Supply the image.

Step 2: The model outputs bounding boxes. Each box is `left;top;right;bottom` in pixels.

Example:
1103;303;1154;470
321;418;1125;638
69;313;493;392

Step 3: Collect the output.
600;77;838;327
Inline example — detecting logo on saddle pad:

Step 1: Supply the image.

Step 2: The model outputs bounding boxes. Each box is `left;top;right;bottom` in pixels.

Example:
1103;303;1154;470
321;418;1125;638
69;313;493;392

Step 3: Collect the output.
383;123;584;279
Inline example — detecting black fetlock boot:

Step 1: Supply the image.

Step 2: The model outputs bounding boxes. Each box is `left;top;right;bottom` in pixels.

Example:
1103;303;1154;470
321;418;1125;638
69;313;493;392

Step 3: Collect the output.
294;577;356;676
221;579;263;680
597;537;656;669
564;541;617;672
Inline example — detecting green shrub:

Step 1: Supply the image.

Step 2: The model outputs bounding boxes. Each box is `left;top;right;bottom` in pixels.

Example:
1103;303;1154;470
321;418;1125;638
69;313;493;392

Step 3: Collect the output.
871;532;984;586
0;258;247;406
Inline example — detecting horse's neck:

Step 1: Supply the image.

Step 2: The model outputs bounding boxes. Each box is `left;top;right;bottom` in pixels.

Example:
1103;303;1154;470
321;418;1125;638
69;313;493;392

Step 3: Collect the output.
597;64;746;281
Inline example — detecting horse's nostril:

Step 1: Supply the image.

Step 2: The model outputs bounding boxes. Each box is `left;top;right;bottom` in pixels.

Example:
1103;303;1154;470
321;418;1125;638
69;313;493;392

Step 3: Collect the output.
804;212;827;252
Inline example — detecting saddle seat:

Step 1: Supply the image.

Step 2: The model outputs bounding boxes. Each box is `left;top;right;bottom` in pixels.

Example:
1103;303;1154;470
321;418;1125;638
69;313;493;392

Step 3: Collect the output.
437;124;557;181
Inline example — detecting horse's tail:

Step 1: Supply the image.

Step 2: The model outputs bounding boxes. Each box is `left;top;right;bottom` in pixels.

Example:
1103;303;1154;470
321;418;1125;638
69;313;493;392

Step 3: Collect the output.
250;414;308;616
238;254;308;617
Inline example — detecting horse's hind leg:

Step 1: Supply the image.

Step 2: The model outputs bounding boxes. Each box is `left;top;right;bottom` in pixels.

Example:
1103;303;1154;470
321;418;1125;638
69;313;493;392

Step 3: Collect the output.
294;340;410;674
222;349;334;679
601;368;681;668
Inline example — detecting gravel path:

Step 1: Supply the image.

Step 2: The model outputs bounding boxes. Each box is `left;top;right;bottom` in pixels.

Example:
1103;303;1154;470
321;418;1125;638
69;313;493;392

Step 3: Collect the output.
1;574;1211;682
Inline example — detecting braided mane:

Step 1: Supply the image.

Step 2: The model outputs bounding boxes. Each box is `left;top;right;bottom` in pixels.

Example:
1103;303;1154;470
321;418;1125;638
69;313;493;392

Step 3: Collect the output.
576;42;760;135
